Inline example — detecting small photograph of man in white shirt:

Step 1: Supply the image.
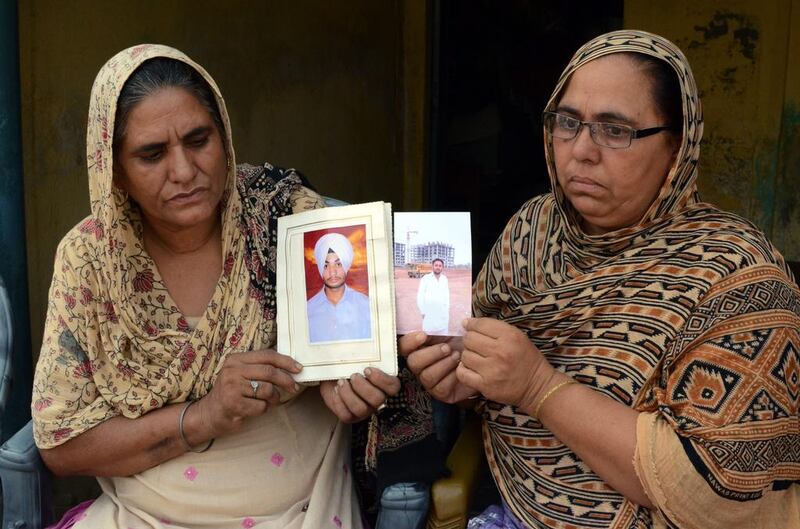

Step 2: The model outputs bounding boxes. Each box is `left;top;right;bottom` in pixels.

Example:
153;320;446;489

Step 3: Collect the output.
306;232;372;343
416;258;450;335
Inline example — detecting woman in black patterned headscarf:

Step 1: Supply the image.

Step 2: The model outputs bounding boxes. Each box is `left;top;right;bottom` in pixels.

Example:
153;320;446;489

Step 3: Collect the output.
402;30;799;529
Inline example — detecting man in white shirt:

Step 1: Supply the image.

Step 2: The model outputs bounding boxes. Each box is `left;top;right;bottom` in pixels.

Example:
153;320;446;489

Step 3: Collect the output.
416;258;450;335
307;232;372;343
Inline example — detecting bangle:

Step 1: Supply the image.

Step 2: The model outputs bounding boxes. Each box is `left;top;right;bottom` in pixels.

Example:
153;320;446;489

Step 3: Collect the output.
532;379;577;420
178;400;215;453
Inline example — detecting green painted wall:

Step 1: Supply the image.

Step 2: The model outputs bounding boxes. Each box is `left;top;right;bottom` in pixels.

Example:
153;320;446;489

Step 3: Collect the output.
20;0;428;363
626;0;800;261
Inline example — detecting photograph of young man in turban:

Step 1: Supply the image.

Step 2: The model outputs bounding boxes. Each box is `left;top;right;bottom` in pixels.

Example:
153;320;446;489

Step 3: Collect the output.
304;226;372;343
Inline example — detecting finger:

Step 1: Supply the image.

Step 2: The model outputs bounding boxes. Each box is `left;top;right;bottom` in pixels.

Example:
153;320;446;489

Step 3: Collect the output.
447;336;465;351
237;349;303;374
321;382;356;422
406;342;454;375
462;317;505;339
426;335;453;346
362;368;401;396
418;352;461;391
234;393;270;417
336;379;372;418
349;373;386;409
397;331;428;357
462;330;497;357
247;379;280;403
460;349;491;373
430;369;460;397
242;364;300;395
456;361;484;391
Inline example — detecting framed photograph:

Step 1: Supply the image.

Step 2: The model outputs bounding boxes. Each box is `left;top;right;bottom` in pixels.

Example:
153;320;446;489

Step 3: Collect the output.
277;202;397;382
393;212;472;336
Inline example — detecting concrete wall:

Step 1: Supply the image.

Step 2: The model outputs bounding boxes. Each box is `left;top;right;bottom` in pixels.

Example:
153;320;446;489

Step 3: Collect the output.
626;0;800;261
19;0;427;361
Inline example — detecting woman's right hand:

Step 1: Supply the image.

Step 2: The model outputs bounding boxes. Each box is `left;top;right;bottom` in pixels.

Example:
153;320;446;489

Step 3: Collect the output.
399;331;478;404
195;349;302;438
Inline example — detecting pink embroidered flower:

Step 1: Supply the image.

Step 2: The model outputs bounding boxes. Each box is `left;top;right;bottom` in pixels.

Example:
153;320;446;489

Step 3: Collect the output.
130;44;150;57
132;269;155;293
180;344;196;371
103;301;118;323
116;362;135;379
270;453;285;467
183;466;198;481
223;251;235;278
145;322;158;337
73;360;93;379
53;428;73;442
177;317;190;333
79;218;104;240
80;286;93;305
159;518;172;526
34;397;53;412
63;293;76;310
333;515;342;528
241;518;256;529
78;218;98;234
229;325;244;348
93;149;104;173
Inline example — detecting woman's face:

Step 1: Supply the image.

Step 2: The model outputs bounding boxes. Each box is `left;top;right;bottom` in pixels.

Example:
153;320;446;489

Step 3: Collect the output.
114;87;227;233
552;54;679;235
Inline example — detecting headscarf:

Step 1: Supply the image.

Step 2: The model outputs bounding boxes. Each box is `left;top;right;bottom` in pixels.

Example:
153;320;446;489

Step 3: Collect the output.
32;45;304;447
474;30;799;529
314;233;354;276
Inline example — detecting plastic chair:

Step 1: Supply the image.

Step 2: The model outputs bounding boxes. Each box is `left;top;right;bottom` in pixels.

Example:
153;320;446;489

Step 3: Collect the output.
426;413;483;529
0;275;53;529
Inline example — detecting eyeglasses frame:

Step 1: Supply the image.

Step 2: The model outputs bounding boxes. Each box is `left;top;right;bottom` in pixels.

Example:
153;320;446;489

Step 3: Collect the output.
542;111;676;149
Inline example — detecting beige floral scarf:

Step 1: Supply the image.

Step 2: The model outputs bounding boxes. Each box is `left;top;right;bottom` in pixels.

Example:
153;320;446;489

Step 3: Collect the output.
32;45;312;447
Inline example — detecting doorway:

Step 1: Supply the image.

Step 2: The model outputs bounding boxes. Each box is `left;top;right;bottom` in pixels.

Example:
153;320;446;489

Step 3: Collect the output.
428;0;624;272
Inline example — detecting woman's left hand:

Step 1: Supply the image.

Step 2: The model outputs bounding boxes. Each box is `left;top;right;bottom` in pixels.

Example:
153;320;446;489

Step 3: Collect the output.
457;317;562;412
320;368;401;423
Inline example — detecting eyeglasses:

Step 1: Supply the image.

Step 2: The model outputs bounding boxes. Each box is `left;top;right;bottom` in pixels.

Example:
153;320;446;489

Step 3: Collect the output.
542;111;675;149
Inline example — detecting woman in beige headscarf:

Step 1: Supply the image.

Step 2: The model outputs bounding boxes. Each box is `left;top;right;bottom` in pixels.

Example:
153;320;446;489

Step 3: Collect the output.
31;44;400;529
402;30;799;528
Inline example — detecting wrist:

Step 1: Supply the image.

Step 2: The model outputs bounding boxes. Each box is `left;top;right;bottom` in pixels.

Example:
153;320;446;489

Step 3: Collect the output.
181;399;215;448
518;368;568;416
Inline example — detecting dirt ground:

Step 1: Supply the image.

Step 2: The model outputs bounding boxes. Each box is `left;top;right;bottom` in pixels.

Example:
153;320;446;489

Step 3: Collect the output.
394;268;472;336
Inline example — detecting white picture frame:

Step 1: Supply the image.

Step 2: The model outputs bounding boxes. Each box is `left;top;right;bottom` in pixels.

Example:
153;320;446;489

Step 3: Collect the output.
277;201;397;382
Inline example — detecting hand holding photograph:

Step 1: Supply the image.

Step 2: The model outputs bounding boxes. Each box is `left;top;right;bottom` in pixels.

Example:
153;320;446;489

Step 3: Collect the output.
277;202;397;382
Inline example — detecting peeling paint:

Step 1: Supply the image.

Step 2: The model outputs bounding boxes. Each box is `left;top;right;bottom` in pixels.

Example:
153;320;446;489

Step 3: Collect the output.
717;67;739;89
690;11;759;62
